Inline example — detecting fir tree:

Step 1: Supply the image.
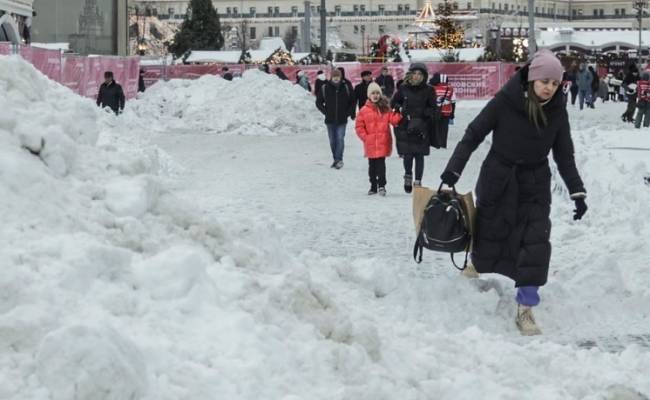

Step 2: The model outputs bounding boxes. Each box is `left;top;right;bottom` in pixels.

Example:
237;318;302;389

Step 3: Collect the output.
168;0;224;58
431;1;464;49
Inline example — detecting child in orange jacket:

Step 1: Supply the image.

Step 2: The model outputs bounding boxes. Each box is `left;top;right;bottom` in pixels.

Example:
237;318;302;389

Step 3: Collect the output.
355;82;402;195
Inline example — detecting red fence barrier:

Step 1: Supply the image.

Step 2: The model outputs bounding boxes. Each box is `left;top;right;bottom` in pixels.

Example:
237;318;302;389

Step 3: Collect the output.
1;43;141;100
142;62;521;100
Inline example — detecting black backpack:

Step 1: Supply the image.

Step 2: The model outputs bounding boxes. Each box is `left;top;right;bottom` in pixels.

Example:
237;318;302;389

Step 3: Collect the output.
413;186;471;270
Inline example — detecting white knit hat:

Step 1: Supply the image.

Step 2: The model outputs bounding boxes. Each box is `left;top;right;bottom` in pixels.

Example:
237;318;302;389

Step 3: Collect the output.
367;82;382;97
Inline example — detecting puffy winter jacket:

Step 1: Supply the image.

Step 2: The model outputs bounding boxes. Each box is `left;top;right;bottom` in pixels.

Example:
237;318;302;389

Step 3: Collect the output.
355;101;401;158
316;81;356;124
97;81;125;113
576;69;593;91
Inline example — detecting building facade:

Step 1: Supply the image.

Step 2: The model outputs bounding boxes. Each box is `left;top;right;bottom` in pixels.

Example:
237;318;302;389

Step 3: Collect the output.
0;0;33;43
129;0;644;55
32;0;129;55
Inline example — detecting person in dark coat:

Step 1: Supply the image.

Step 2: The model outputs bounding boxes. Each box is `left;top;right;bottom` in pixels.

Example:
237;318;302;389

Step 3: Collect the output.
440;50;587;336
314;70;327;96
337;67;355;96
222;67;233;81
376;66;395;98
138;69;146;93
275;68;288;80
354;70;373;110
96;71;125;115
622;65;640;122
391;63;437;193
565;65;578;106
588;66;599;108
315;69;356;169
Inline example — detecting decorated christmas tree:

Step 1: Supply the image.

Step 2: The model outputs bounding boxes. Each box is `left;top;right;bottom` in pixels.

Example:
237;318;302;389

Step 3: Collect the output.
430;0;464;49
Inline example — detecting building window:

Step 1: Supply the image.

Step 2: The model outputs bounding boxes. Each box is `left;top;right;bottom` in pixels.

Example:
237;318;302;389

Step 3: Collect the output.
599;8;604;16
274;6;280;16
354;25;359;34
379;24;386;33
622;8;626;15
268;26;273;36
379;4;385;15
268;6;273;15
233;7;238;16
292;6;298;16
491;3;495;10
354;4;359;15
453;2;459;10
250;27;256;39
361;24;366;33
504;4;508;11
405;4;410;12
535;6;538;13
360;4;366;14
398;24;403;30
523;6;527;12
335;5;341;16
250;7;256;17
226;7;231;16
593;9;598;16
467;2;472;9
274;26;280;36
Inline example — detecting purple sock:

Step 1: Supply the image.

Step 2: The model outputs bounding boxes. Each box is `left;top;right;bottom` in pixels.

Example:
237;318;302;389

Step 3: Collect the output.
516;286;540;307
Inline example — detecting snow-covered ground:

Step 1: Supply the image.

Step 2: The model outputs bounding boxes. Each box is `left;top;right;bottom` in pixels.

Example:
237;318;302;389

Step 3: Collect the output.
1;55;649;400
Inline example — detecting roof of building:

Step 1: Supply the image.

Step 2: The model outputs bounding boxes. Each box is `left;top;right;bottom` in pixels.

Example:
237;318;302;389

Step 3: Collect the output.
538;28;650;49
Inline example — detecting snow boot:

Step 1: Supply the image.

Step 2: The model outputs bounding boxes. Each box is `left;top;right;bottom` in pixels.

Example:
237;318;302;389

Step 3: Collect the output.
461;262;480;279
404;174;413;194
516;305;542;336
413;180;422;187
330;161;337;168
368;183;378;195
334;160;344;169
378;186;386;196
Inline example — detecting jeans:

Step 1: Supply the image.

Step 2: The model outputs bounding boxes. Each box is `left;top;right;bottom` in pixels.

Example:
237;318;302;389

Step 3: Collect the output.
516;286;540;307
326;123;346;162
635;104;650;128
368;157;386;187
578;89;591;110
403;154;424;181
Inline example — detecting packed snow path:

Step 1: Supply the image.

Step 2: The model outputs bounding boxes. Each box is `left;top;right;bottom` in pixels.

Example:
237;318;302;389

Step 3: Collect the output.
153;91;650;397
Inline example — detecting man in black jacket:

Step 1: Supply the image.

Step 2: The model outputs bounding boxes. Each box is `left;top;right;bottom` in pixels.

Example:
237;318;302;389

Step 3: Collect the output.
222;67;234;81
97;71;125;114
354;70;373;110
315;69;356;169
375;66;395;98
138;69;146;93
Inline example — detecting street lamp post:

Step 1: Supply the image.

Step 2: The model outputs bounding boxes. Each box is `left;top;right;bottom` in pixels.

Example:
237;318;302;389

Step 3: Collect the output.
634;0;648;65
320;0;326;59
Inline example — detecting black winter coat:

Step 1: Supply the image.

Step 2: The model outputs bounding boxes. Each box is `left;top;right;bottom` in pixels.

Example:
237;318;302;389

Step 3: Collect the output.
376;74;395;97
138;76;146;92
97;81;125;114
354;81;371;110
445;66;586;287
315;81;356;125
391;76;437;156
314;78;327;96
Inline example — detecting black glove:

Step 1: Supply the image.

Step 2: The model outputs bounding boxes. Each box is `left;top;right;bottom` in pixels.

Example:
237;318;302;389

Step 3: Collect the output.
573;198;588;220
441;170;460;186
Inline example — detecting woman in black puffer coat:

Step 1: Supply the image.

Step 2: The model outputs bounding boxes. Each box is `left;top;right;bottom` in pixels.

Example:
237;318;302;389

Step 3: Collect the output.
440;50;587;336
391;63;437;193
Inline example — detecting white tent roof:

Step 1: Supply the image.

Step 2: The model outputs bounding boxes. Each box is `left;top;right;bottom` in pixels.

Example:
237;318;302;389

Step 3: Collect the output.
406;47;485;62
538;29;650;49
185;49;308;64
31;42;69;51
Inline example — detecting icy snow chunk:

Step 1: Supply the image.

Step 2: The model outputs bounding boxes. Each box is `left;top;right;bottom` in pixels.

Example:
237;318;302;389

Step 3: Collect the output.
104;175;160;218
36;325;148;400
132;244;215;301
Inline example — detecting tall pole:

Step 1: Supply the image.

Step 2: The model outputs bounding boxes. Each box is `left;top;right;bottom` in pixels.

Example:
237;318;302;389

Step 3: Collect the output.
639;1;643;65
528;0;537;55
320;0;327;59
304;1;311;52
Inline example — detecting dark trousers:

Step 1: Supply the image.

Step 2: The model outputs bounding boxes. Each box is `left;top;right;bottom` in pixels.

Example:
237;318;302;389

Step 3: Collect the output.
403;154;424;180
570;89;578;105
368;158;386;187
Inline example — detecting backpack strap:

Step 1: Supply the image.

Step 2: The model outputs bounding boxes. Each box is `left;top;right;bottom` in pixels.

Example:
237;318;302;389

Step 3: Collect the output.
413;234;423;264
450;243;469;271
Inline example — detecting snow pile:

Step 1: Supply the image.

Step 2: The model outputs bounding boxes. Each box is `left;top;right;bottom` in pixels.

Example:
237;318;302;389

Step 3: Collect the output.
128;69;322;136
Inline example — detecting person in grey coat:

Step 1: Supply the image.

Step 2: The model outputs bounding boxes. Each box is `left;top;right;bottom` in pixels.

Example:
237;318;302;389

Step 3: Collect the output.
576;64;593;110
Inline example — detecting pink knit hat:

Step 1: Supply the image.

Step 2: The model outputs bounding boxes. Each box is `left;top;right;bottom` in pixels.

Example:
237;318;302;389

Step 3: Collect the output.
528;49;564;82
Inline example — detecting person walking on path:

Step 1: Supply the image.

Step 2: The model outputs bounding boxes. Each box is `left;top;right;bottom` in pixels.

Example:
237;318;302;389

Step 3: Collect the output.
316;69;356;169
440;49;587;336
430;72;457;148
355;82;402;195
138;69;146;93
391;63;438;193
296;70;311;92
576;63;593;110
635;72;650;128
588;66;599;108
96;71;125;115
376;66;395;98
354;70;374;110
222;67;233;81
566;65;579;106
314;70;327;96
